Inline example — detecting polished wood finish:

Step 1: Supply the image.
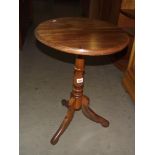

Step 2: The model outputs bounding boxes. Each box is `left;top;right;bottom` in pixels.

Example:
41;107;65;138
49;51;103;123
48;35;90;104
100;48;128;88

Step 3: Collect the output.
35;17;129;145
51;98;75;145
82;95;109;127
50;57;109;145
35;17;129;56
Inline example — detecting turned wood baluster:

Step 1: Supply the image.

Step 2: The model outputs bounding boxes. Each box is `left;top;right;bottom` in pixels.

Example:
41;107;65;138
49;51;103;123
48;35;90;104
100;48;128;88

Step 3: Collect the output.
71;56;85;110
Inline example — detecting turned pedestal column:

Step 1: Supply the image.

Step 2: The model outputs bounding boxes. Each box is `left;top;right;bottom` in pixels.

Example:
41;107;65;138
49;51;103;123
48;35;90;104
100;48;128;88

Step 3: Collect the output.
51;56;109;145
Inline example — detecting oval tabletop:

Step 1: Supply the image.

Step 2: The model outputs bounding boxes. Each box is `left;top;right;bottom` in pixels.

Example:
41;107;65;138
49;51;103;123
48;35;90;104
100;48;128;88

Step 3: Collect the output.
35;17;129;56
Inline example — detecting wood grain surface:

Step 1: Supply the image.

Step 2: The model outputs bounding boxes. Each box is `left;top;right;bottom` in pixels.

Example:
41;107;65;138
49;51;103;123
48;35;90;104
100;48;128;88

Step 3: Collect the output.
35;17;129;56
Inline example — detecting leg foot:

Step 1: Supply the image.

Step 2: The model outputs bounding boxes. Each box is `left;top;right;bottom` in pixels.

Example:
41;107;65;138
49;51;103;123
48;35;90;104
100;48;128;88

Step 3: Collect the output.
50;99;75;145
82;96;109;127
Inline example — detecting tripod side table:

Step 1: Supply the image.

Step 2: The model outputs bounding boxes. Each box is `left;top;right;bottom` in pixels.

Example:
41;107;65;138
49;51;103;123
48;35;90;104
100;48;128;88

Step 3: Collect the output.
35;17;129;145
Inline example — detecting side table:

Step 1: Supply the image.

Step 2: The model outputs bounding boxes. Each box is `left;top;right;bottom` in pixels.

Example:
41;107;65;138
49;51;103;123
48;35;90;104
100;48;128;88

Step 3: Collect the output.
35;17;129;145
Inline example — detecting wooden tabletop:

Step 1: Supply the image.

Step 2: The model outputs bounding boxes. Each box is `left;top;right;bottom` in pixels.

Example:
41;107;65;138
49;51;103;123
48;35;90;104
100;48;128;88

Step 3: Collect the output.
35;17;129;56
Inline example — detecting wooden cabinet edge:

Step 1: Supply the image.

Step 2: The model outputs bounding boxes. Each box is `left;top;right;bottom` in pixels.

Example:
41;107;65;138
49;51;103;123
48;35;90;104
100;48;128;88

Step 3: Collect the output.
122;71;135;102
122;41;135;102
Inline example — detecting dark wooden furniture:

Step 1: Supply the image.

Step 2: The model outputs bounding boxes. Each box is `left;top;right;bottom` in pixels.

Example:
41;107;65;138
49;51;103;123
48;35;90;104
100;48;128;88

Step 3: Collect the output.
80;0;90;17
115;9;135;72
89;0;122;24
35;17;129;145
117;9;135;101
19;0;32;49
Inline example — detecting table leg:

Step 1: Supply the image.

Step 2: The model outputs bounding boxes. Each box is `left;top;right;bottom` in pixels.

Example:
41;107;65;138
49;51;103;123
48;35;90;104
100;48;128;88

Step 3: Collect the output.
50;98;75;145
82;96;109;127
50;56;109;145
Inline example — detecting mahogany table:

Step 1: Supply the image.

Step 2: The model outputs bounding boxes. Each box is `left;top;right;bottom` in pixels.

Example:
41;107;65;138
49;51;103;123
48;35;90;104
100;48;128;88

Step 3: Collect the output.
35;17;129;145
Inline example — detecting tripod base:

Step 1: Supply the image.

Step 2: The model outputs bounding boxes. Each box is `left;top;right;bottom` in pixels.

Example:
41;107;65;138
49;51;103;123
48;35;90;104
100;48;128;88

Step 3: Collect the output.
51;96;109;145
50;56;109;145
